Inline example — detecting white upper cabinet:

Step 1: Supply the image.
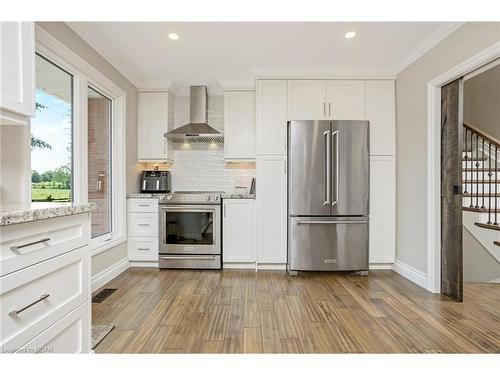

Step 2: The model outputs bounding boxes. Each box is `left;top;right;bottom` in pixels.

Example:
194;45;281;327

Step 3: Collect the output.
257;80;287;155
223;199;256;263
224;91;255;160
137;91;175;162
365;80;396;155
256;155;287;264
0;22;35;124
326;80;365;120
287;80;326;120
287;80;365;121
369;156;396;264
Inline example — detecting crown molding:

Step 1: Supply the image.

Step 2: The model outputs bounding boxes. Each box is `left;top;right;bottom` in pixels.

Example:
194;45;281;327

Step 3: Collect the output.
394;22;465;74
250;66;396;80
136;80;178;93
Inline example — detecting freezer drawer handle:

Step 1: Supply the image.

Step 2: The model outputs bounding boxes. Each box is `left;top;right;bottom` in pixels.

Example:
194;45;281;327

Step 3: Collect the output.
297;220;367;225
160;256;217;260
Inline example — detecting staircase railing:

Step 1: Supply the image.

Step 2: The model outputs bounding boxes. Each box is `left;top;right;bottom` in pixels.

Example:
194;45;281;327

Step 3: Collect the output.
463;122;499;225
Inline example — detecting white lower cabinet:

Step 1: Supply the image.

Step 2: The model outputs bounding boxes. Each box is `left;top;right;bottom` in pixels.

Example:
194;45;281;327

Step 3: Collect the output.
0;214;91;353
369;156;396;264
222;199;255;265
127;199;159;262
19;303;90;354
256;155;287;264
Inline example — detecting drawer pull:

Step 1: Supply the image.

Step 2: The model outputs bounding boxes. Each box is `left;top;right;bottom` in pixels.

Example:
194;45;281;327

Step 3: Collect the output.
138;247;150;251
10;237;51;253
138;204;150;207
9;294;50;317
138;224;150;227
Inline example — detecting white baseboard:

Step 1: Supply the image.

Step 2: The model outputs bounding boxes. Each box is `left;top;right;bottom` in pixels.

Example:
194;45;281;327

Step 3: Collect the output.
392;260;428;289
223;262;257;269
130;261;159;268
257;263;287;270
369;263;393;270
91;258;129;292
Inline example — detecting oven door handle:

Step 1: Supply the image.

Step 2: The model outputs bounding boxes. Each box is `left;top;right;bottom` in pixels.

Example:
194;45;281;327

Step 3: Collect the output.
160;255;217;260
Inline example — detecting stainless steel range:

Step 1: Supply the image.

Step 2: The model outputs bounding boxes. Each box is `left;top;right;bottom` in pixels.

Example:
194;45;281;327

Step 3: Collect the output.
158;191;222;269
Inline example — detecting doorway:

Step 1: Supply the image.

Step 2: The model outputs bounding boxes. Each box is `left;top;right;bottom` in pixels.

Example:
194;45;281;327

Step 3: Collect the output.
437;56;500;301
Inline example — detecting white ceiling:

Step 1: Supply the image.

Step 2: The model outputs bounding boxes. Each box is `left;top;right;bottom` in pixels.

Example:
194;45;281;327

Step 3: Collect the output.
67;22;462;91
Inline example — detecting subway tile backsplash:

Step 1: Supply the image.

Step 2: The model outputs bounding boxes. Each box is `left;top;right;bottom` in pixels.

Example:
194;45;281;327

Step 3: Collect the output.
169;95;255;193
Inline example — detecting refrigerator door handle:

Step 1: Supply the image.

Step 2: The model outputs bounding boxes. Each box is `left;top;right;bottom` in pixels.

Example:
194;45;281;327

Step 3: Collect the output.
323;130;331;206
297;219;368;225
331;130;339;207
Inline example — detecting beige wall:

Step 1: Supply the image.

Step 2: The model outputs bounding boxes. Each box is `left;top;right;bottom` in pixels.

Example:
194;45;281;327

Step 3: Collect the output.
464;62;500;141
37;22;140;277
396;22;500;273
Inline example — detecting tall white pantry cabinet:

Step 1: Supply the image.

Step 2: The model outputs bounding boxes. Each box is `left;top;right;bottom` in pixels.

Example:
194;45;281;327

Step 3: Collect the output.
255;79;396;268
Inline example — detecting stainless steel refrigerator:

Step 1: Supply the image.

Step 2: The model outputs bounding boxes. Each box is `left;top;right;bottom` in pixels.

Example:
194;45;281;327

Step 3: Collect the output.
287;120;369;272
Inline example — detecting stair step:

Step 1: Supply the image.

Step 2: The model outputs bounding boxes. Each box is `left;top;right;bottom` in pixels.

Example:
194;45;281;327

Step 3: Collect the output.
462;156;489;161
463;168;500;172
462;180;500;184
463;192;500;198
494;241;500;247
474;222;500;231
462;207;500;213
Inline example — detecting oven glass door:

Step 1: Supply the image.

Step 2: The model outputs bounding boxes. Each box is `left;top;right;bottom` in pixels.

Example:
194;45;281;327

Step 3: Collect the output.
160;205;220;255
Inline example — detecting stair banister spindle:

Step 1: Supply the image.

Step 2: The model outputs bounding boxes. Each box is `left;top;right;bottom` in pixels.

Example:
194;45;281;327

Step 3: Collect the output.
465;132;474;208
475;133;479;208
488;142;492;224
481;137;485;209
495;145;498;226
464;128;468;195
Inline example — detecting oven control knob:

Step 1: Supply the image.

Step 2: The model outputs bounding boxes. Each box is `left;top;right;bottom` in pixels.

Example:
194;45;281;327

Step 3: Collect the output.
214;196;219;201
206;196;211;201
166;195;173;200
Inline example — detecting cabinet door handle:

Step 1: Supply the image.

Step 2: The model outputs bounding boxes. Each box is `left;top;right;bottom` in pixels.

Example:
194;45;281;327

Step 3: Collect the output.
323;102;326;117
10;237;51;253
10;294;50;317
138;247;150;251
328;102;331;117
224;205;226;218
138;223;150;227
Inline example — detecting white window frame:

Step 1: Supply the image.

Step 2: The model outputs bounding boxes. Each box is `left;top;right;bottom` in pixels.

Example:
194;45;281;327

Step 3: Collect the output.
35;24;127;255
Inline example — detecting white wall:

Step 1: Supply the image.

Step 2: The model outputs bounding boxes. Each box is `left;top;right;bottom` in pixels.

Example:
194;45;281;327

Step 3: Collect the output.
464;62;500;140
463;227;500;283
396;22;500;274
169;95;255;192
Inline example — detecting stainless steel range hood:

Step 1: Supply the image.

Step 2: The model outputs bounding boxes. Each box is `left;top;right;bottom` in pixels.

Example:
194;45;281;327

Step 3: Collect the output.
164;86;223;143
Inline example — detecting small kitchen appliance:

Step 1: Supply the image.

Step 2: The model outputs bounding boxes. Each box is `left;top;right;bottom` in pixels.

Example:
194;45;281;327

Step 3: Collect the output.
139;170;171;193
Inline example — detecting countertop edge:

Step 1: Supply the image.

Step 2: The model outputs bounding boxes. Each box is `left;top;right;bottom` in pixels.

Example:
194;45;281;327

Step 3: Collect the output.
0;203;97;227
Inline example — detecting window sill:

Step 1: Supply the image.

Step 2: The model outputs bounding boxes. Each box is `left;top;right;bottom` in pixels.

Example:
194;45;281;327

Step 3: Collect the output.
90;236;126;257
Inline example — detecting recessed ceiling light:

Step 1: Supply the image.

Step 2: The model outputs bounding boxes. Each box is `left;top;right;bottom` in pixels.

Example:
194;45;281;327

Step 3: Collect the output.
168;33;179;40
344;31;356;39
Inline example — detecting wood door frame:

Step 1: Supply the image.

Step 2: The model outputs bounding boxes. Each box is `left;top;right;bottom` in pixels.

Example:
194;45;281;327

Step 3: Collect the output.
426;41;500;293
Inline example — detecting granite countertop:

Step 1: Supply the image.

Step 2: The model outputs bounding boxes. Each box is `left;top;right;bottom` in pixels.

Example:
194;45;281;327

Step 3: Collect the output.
221;192;256;199
0;202;97;227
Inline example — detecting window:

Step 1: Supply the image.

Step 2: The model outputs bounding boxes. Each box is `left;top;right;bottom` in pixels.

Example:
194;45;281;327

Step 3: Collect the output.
87;86;112;238
31;53;73;204
35;26;127;254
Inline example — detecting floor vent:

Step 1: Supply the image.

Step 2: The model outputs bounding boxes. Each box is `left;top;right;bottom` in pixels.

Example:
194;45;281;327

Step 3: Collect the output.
92;288;117;303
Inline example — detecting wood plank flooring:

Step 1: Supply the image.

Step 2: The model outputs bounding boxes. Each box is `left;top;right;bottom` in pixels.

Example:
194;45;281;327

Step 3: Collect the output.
92;268;500;353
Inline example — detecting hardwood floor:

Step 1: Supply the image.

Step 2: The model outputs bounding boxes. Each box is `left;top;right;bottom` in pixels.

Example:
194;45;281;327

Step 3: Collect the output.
92;268;500;353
